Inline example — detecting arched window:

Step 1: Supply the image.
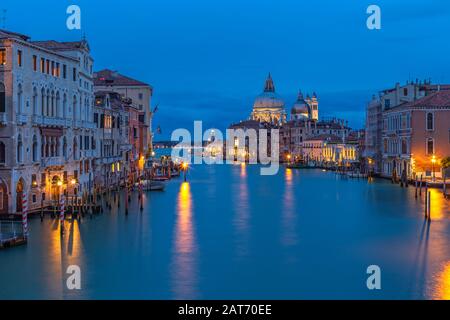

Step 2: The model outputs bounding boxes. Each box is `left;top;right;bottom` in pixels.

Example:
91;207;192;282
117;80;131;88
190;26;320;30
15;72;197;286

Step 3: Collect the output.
32;135;38;162
427;138;434;155
17;134;23;163
41;88;45;116
46;89;50;116
426;112;434;131
73;95;77;121
32;87;38;115
55;91;60;118
0;141;5;164
63;93;67;118
0;82;6;113
63;137;67;159
17;84;23;114
51;91;55;117
73;137;78;160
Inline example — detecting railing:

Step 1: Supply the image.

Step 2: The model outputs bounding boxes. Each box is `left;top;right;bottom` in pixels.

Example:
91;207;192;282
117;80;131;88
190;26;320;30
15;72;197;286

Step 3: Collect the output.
32;115;67;127
41;156;65;167
0;113;7;125
16;113;27;125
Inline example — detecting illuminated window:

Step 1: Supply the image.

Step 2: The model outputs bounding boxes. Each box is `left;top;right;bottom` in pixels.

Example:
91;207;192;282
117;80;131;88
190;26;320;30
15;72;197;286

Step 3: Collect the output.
0;49;5;65
32;55;37;71
40;58;45;73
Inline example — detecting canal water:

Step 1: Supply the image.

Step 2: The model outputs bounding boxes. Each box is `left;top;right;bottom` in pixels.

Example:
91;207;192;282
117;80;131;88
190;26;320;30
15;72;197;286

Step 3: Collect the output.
0;165;449;299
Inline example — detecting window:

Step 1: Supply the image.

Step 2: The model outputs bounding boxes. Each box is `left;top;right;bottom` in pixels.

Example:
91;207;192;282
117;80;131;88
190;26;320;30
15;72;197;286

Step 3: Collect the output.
0;141;5;164
32;135;38;162
403;88;408;96
426;112;434;131
139;93;143;100
41;173;46;187
31;174;37;188
0;82;5;113
94;113;98;125
73;67;77;81
17;50;22;67
401;139;407;154
427;138;434;155
33;55;37;71
46;59;50;74
56;63;60;77
17;134;23;163
63;64;67;79
40;58;45;73
51;61;55;76
0;48;6;65
385;99;391;109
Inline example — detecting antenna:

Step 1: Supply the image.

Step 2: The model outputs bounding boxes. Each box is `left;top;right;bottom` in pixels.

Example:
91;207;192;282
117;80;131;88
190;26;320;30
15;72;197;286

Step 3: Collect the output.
1;9;6;29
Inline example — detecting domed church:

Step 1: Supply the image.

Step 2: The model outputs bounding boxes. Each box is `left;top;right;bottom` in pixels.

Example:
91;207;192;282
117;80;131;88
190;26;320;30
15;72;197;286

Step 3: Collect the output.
291;90;319;121
250;73;287;125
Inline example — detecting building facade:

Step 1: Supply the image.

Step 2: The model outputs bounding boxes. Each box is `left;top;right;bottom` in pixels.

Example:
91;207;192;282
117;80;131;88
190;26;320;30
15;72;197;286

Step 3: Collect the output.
381;90;450;180
94;69;153;156
0;29;95;214
250;74;287;125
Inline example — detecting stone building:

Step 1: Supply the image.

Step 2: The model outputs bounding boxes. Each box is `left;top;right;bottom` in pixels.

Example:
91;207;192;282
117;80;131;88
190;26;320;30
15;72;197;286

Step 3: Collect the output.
0;29;95;215
381;89;450;180
94;69;153;156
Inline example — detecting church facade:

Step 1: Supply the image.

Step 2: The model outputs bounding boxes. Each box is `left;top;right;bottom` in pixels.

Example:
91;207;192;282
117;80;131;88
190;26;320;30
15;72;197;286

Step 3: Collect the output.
250;73;319;125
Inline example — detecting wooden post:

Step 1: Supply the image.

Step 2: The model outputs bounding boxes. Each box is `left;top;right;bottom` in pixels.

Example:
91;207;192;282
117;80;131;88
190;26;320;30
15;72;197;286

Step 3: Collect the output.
415;179;418;199
419;175;423;196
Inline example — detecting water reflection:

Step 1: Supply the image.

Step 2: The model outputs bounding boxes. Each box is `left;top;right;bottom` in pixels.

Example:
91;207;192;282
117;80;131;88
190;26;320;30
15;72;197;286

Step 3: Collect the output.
433;262;450;300
282;168;297;246
171;182;197;299
233;163;250;257
429;189;448;221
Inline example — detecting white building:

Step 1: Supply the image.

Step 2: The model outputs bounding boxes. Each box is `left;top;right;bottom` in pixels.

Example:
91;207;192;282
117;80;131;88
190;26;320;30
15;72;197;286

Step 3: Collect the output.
0;29;95;215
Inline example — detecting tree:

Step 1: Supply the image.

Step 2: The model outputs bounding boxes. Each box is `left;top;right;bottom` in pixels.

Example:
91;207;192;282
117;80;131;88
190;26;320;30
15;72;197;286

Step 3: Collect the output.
442;157;450;169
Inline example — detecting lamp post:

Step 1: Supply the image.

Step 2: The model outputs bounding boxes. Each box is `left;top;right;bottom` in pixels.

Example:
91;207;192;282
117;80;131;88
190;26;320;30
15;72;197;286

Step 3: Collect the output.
431;155;437;182
182;162;188;182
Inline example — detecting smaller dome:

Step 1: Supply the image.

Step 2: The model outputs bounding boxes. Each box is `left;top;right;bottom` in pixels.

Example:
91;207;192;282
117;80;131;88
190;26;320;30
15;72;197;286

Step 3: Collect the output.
291;91;310;116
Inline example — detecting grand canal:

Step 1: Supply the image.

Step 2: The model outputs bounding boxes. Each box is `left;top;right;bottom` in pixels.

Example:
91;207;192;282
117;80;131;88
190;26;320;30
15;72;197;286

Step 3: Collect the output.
0;165;449;299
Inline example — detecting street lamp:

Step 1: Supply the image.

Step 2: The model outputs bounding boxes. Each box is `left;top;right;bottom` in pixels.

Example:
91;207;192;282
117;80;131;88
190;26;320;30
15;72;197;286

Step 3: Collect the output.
431;155;437;182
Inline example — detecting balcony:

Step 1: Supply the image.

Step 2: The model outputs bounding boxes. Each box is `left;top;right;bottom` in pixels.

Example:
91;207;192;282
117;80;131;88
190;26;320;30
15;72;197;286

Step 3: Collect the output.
0;113;7;126
16;114;27;125
98;155;122;165
41;156;65;167
32;115;66;128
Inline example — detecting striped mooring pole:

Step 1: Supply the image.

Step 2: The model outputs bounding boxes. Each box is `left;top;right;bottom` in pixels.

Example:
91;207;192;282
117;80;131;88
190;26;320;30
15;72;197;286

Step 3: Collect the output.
21;193;28;238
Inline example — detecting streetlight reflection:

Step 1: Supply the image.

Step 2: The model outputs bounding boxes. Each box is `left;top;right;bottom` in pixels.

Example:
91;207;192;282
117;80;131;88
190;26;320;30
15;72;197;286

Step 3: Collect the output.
172;182;197;299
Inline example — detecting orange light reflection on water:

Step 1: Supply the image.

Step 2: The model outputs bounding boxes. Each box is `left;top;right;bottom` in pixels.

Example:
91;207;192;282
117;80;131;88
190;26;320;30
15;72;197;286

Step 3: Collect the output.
172;182;197;299
433;262;450;300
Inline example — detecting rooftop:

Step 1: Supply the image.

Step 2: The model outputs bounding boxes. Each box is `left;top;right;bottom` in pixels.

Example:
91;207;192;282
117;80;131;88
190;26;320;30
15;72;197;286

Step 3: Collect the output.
94;69;152;88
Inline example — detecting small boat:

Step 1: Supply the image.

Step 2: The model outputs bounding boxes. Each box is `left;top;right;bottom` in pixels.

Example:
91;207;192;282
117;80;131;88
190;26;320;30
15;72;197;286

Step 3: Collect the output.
152;176;170;181
149;180;165;191
135;180;166;191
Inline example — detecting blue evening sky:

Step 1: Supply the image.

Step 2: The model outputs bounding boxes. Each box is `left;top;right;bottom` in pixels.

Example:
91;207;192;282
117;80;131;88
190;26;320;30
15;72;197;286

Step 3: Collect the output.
2;0;450;139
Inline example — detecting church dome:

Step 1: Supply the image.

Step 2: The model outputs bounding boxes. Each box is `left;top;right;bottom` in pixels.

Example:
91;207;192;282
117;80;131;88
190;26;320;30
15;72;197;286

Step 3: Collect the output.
291;90;310;117
252;73;285;109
